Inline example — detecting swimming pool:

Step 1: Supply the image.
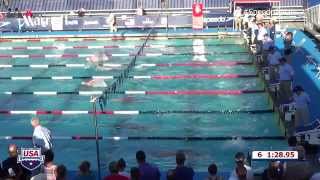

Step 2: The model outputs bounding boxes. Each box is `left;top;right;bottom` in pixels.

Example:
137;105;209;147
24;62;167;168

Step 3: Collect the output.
0;36;287;173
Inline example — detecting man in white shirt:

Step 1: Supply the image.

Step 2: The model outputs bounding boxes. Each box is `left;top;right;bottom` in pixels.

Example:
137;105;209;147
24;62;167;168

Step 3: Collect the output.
267;46;282;82
256;23;268;54
278;58;294;103
234;6;242;31
31;117;52;151
228;152;253;180
257;23;268;41
242;10;250;27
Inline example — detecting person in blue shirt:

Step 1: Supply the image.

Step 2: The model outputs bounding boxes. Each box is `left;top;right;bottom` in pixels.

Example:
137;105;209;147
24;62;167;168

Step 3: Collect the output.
172;150;194;180
136;150;160;180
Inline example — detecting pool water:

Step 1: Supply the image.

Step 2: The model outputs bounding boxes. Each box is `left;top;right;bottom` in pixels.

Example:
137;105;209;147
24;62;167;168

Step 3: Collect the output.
0;37;287;173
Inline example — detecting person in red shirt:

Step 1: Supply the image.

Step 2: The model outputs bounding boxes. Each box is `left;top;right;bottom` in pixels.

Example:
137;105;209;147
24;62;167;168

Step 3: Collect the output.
104;161;129;180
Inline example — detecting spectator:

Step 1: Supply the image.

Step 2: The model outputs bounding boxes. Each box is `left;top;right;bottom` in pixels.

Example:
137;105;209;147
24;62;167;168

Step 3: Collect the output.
0;162;2;178
13;8;19;18
167;169;175;180
17;8;22;18
31;117;53;151
56;165;67;180
278;58;294;103
292;86;311;129
234;6;242;31
267;46;281;82
43;150;57;180
283;146;313;180
136;150;161;180
6;8;13;18
130;167;140;180
287;136;298;150
31;150;57;180
206;163;223;180
118;158;129;178
2;144;30;180
234;165;247;180
310;172;320;180
173;150;194;180
229;152;253;180
262;161;284;180
73;161;96;180
78;8;86;17
104;161;129;180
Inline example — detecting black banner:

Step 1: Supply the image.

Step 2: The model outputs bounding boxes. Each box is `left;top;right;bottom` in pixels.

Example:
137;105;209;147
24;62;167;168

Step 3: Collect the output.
204;13;233;27
0;14;233;32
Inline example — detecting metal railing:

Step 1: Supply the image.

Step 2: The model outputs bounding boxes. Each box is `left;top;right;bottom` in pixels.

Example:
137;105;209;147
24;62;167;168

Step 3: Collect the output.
305;3;320;30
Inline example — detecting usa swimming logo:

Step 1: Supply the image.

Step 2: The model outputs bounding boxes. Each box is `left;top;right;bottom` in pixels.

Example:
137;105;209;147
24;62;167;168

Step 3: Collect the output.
18;148;44;171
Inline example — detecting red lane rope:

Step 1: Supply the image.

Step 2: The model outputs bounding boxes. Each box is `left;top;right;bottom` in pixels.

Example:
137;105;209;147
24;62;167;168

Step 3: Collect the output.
146;90;250;95
156;61;252;67
151;74;257;79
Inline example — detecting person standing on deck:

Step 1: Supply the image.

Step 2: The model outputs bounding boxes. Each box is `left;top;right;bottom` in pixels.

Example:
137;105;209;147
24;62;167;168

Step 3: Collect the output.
292;86;311;129
257;23;268;54
278;58;294;103
31;117;53;151
262;34;274;66
234;6;242;31
283;32;294;63
267;46;281;82
268;20;276;41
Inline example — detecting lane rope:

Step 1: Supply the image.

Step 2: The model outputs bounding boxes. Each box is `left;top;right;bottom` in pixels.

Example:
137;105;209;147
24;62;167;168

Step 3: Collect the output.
0;37;245;43
0;52;248;59
0;44;245;50
0;61;253;69
0;109;274;115
0;89;266;96
0;135;285;141
0;74;258;80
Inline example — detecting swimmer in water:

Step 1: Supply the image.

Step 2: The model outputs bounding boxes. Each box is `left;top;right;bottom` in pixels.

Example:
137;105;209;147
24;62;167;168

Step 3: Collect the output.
192;39;207;62
86;52;110;68
81;79;107;87
111;96;149;103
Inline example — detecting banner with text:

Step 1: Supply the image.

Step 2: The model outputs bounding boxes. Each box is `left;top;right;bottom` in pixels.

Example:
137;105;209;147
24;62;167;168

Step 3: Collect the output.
192;3;204;29
204;13;234;28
